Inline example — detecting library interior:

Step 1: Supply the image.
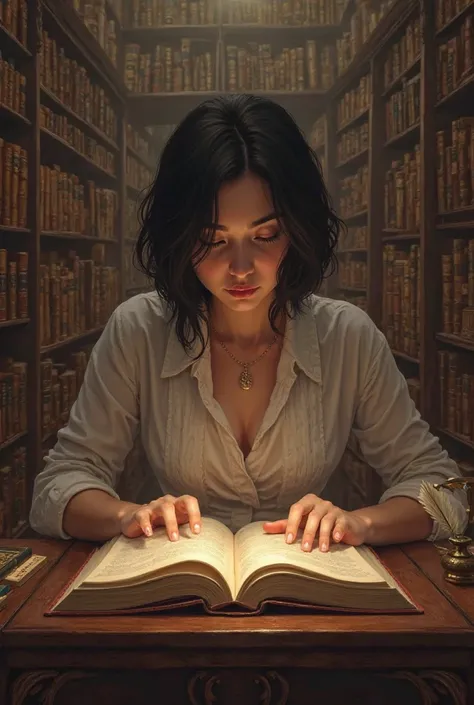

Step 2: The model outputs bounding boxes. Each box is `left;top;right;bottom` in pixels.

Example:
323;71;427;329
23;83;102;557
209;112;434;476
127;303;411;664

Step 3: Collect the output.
1;0;473;540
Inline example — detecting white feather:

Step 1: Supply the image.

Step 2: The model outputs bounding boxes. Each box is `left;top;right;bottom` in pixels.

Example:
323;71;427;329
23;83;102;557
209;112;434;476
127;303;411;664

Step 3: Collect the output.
418;481;466;537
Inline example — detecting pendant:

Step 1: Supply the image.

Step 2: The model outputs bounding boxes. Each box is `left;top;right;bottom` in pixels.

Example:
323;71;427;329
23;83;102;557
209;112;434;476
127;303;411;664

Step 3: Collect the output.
239;365;253;391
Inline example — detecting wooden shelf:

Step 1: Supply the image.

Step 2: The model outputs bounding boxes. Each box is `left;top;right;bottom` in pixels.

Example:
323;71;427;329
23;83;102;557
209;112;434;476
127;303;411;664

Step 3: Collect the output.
436;72;474;109
435;1;474;38
126;146;155;173
0;22;31;59
436;333;474;354
384;121;420;148
0;430;28;453
0;103;31;127
338;285;366;293
0;226;30;234
438;428;474;452
221;23;340;36
0;318;30;330
41;231;118;244
342;209;369;223
381;230;420;242
382;56;421;97
336;148;369;169
40;128;118;182
124;24;219;37
391;350;419;364
338;248;367;254
40;327;105;356
336;109;370;136
41;86;120;152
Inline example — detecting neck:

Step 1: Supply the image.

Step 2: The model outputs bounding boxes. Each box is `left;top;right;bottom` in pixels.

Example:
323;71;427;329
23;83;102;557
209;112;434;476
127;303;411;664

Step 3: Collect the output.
210;296;283;348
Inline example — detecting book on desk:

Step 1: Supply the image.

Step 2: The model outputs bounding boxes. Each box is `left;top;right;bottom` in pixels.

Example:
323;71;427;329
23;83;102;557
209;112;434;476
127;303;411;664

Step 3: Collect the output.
45;518;423;616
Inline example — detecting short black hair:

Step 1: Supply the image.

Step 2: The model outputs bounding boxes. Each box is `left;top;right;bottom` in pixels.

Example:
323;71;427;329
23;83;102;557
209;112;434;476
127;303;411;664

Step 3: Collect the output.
135;93;342;356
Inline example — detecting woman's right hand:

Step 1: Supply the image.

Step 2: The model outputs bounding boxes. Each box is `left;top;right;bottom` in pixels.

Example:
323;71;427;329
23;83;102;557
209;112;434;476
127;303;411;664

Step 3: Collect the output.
119;494;202;540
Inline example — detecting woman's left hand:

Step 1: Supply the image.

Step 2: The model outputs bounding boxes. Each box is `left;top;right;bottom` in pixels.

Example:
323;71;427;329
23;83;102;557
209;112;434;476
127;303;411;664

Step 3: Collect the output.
263;493;371;552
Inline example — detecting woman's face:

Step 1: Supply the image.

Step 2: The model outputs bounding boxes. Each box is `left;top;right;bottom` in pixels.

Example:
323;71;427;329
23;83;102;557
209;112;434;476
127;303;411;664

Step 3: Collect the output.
194;172;289;313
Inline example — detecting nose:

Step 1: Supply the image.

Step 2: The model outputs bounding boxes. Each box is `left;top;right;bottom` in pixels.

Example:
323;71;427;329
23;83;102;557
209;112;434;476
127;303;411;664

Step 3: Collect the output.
228;243;255;279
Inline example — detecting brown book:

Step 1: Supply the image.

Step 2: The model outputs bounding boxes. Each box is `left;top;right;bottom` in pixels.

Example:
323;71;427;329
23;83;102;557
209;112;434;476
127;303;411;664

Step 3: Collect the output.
47;518;421;616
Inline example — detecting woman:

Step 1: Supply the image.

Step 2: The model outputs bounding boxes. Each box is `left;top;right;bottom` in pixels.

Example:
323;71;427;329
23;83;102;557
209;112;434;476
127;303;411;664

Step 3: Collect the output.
30;94;466;552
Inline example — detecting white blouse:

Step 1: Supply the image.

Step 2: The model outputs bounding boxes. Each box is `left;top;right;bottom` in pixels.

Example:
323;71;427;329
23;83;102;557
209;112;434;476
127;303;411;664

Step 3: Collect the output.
29;292;467;541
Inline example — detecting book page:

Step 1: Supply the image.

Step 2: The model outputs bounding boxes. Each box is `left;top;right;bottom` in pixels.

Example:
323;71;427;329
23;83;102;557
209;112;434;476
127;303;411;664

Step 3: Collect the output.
82;517;235;594
234;522;386;592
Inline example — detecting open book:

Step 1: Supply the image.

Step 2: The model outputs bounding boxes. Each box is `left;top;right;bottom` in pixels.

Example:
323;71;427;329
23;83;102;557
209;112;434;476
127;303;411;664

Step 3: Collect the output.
47;518;422;615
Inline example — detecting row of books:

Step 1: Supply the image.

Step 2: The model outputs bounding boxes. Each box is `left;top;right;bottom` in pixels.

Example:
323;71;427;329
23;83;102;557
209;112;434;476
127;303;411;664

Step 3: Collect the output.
383;15;421;91
0;57;26;119
126;0;344;27
337;121;369;164
226;41;334;92
336;0;394;77
39;249;120;348
40;30;118;145
40;165;118;239
441;238;474;340
382;244;420;359
0;249;28;323
338;257;367;290
225;0;344;26
385;75;420;142
129;0;217;26
40;105;117;178
339;225;367;251
126;197;140;240
384;146;421;233
126;154;154;193
0;0;28;48
0;445;27;539
0;358;27;446
0;140;28;229
124;241;151;293
437;118;474;213
435;0;473;32
336;74;371;131
438;351;474;444
310;115;325;150
41;347;91;440
437;15;474;103
125;41;215;93
70;0;119;68
338;165;369;219
126;123;160;168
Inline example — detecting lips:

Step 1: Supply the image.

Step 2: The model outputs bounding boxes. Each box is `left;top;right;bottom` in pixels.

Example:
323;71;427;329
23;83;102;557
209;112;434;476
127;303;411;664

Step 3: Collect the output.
226;286;259;298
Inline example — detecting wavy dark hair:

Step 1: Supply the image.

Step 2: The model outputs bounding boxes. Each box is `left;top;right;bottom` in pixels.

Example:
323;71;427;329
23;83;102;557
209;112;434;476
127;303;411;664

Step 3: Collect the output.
135;93;342;356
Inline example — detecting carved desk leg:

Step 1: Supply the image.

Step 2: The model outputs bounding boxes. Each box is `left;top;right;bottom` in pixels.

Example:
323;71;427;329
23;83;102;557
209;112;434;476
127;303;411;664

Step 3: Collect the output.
9;670;94;705
187;670;289;705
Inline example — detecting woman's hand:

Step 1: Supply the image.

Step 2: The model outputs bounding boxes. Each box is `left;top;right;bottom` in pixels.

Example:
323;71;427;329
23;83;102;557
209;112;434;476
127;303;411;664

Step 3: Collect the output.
119;494;202;540
263;493;371;552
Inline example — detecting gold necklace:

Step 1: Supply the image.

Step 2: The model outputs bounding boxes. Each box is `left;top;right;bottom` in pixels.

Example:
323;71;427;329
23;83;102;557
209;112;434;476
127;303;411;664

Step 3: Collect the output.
212;329;278;390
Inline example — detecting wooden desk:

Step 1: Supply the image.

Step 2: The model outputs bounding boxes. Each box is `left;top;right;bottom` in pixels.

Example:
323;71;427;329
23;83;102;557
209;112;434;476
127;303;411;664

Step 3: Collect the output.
1;539;474;705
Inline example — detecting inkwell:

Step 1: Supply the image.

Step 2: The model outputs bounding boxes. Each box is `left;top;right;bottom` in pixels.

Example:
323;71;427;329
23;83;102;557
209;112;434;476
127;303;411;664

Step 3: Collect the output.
418;477;474;585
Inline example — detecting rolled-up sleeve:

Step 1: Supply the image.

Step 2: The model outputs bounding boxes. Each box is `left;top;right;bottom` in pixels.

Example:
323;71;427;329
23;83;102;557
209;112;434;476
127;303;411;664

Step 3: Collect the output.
29;304;140;539
352;331;467;541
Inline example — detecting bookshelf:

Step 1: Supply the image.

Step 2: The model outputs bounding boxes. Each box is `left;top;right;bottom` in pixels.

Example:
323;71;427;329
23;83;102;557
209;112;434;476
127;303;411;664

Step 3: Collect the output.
326;0;474;480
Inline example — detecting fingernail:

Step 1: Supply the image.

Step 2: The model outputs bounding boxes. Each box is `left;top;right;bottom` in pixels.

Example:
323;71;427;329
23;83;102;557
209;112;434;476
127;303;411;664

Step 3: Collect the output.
286;533;293;544
321;542;327;551
334;532;341;540
303;541;310;551
193;523;200;533
145;527;152;537
171;531;178;541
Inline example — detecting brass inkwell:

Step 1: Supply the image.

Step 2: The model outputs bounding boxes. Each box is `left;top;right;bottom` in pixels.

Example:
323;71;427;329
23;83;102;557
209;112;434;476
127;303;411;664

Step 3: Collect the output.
432;477;474;585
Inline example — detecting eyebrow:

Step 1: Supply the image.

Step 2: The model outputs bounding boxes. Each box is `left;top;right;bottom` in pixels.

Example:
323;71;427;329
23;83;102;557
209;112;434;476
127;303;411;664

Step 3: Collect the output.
210;212;278;232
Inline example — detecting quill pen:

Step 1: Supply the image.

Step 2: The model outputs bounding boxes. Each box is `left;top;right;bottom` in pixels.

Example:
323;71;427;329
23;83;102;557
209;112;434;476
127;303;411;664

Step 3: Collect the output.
418;480;466;537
